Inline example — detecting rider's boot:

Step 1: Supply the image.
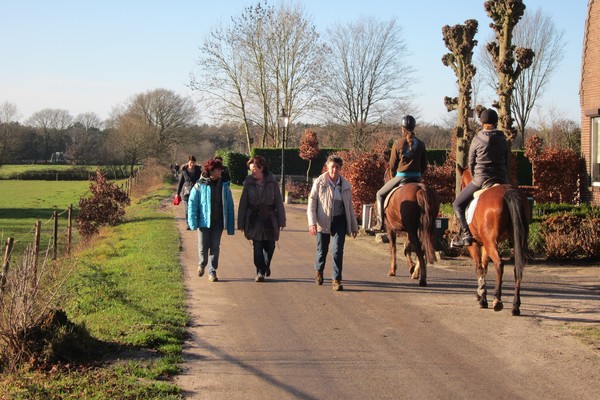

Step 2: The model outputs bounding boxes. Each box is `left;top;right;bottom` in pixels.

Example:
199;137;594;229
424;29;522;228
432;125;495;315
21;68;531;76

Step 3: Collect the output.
451;210;474;247
369;198;385;232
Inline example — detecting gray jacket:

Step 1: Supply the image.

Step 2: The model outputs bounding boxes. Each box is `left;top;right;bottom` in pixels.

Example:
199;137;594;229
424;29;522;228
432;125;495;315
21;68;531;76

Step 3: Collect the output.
237;171;286;241
468;129;509;187
307;173;359;235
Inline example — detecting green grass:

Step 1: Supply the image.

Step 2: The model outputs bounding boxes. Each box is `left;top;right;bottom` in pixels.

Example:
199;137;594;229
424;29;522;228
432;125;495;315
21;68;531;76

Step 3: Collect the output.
0;185;186;399
0;180;91;255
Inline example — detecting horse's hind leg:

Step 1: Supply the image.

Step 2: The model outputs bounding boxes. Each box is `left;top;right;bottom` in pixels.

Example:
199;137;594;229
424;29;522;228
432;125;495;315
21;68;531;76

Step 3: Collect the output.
485;243;505;312
469;244;488;308
512;268;522;316
388;229;397;276
404;242;418;279
408;231;427;286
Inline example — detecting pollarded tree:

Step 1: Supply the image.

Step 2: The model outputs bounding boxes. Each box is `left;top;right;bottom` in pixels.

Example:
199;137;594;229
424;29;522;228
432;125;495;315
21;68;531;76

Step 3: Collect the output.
299;129;319;181
442;19;479;196
484;0;534;144
479;7;565;145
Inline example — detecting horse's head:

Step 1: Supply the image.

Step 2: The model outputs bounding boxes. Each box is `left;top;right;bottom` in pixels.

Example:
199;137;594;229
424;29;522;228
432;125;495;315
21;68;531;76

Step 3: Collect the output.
457;165;473;189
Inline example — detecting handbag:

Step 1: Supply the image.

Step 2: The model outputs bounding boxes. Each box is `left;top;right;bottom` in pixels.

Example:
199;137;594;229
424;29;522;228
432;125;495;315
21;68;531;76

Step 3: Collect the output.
173;195;181;205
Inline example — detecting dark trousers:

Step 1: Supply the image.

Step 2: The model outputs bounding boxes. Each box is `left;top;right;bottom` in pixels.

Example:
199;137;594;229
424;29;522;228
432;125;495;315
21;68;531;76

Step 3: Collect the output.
452;182;480;230
253;240;276;275
315;215;347;281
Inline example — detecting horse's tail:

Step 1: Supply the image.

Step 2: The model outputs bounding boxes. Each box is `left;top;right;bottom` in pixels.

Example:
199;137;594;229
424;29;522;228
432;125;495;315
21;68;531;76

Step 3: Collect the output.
504;188;529;280
417;184;439;264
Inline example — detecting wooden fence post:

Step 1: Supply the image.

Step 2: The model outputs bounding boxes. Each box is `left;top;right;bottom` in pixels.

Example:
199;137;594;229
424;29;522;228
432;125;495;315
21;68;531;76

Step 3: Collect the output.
1;237;14;293
53;210;58;260
33;221;41;282
67;204;72;255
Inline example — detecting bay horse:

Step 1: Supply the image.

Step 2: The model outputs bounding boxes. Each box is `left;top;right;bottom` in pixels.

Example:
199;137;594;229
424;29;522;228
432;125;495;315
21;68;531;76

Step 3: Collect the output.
458;166;530;316
384;182;439;287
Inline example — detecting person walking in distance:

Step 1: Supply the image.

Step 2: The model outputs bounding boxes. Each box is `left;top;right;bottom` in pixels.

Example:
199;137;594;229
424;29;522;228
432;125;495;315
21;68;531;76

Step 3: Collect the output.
176;156;201;230
307;155;359;291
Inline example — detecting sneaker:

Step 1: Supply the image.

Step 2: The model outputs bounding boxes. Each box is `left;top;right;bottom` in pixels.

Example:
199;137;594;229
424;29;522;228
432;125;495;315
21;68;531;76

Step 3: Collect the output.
315;271;323;285
208;274;218;282
332;280;343;291
266;267;271;277
255;274;265;282
198;265;205;277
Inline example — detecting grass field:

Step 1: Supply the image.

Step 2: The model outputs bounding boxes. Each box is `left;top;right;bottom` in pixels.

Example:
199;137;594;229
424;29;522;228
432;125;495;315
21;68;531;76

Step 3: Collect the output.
0;185;186;398
0;164;95;179
0;180;91;255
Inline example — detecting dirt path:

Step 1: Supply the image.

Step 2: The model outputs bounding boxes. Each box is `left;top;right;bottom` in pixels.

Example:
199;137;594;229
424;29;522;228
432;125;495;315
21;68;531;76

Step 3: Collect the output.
172;197;600;400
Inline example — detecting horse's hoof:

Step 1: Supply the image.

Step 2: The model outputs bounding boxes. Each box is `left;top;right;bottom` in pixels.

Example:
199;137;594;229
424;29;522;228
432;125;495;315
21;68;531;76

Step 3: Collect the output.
512;309;521;316
480;299;488;309
419;281;427;287
493;300;503;312
388;271;396;277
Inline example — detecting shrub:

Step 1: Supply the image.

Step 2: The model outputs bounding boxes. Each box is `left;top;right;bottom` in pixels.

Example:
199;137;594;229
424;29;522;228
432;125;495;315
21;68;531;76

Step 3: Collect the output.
286;179;312;203
541;214;600;261
423;156;455;204
215;150;249;184
77;171;130;238
337;144;387;220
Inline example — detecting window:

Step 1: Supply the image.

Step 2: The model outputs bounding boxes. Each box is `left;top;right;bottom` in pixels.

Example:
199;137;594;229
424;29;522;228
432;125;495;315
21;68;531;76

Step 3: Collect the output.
593;117;600;185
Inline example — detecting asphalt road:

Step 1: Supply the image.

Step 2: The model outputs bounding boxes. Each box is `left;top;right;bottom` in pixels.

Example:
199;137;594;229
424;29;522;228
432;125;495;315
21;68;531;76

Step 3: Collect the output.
172;198;600;400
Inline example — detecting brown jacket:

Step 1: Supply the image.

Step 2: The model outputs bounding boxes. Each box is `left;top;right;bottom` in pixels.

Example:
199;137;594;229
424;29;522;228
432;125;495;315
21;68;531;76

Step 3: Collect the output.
388;135;427;177
238;171;286;241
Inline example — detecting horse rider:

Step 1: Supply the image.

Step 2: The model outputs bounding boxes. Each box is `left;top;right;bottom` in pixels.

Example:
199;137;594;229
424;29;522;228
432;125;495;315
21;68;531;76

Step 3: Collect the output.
451;108;509;247
371;115;427;232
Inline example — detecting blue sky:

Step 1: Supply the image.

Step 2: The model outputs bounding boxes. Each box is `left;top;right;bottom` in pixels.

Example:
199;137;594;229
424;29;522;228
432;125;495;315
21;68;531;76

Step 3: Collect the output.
0;0;587;125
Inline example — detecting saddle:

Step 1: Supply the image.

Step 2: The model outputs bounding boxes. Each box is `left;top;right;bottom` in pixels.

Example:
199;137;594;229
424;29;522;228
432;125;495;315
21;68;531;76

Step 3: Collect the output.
383;182;421;210
466;181;502;224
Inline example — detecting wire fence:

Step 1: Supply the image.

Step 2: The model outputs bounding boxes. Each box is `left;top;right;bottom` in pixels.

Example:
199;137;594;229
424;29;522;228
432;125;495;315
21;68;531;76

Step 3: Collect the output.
1;177;135;292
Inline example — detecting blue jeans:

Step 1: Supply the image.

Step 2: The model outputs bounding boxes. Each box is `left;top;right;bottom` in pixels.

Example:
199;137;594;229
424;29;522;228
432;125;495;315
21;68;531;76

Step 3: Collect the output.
315;215;347;281
198;227;224;275
253;240;276;275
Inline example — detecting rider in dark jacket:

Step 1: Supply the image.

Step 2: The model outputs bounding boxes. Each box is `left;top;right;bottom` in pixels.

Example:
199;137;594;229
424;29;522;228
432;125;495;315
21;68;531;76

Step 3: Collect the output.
451;108;509;247
371;115;427;232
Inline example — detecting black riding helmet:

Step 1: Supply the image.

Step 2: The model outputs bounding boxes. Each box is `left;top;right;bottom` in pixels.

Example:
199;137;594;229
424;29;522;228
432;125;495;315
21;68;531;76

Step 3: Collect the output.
401;115;416;131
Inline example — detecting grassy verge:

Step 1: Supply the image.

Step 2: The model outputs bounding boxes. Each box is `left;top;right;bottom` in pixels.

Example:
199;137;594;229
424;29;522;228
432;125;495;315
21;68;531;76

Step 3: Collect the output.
0;185;187;399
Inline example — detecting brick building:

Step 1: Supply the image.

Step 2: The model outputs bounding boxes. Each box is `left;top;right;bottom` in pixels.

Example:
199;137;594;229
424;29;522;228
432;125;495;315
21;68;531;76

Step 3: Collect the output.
581;0;600;205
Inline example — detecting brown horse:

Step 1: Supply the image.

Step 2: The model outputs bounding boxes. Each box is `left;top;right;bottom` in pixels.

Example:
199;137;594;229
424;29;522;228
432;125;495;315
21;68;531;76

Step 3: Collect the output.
458;167;530;316
384;182;439;287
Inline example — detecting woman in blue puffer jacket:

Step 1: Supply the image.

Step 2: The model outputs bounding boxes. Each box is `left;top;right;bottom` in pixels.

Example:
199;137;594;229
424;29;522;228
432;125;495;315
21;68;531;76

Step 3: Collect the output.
188;158;235;282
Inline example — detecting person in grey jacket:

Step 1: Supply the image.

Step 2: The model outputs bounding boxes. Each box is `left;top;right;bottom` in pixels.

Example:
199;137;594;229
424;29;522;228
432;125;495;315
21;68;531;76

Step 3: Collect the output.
238;156;286;282
451;108;509;247
307;155;359;291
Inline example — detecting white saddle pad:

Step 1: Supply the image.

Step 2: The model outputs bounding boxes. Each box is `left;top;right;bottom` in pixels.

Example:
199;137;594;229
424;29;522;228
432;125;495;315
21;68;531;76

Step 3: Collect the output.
466;197;479;224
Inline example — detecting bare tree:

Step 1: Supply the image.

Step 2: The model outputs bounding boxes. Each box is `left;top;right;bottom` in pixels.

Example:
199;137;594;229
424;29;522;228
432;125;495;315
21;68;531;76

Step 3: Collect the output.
479;7;564;145
27;108;73;160
121;89;197;158
191;1;326;151
74;112;104;131
0;101;19;124
324;16;413;149
108;111;153;173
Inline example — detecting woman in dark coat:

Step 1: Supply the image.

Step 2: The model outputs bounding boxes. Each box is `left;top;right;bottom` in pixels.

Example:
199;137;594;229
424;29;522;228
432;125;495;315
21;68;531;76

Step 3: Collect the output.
238;156;286;282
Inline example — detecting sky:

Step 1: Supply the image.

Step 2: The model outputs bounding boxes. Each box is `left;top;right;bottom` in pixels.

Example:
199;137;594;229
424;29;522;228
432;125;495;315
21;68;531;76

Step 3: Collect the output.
0;0;588;126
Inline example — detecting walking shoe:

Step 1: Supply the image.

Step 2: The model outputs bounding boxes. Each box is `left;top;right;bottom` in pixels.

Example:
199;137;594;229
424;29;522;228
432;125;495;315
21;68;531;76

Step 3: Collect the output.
208;274;218;282
315;271;323;285
332;280;343;291
266;267;271;277
198;265;205;277
255;274;265;282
